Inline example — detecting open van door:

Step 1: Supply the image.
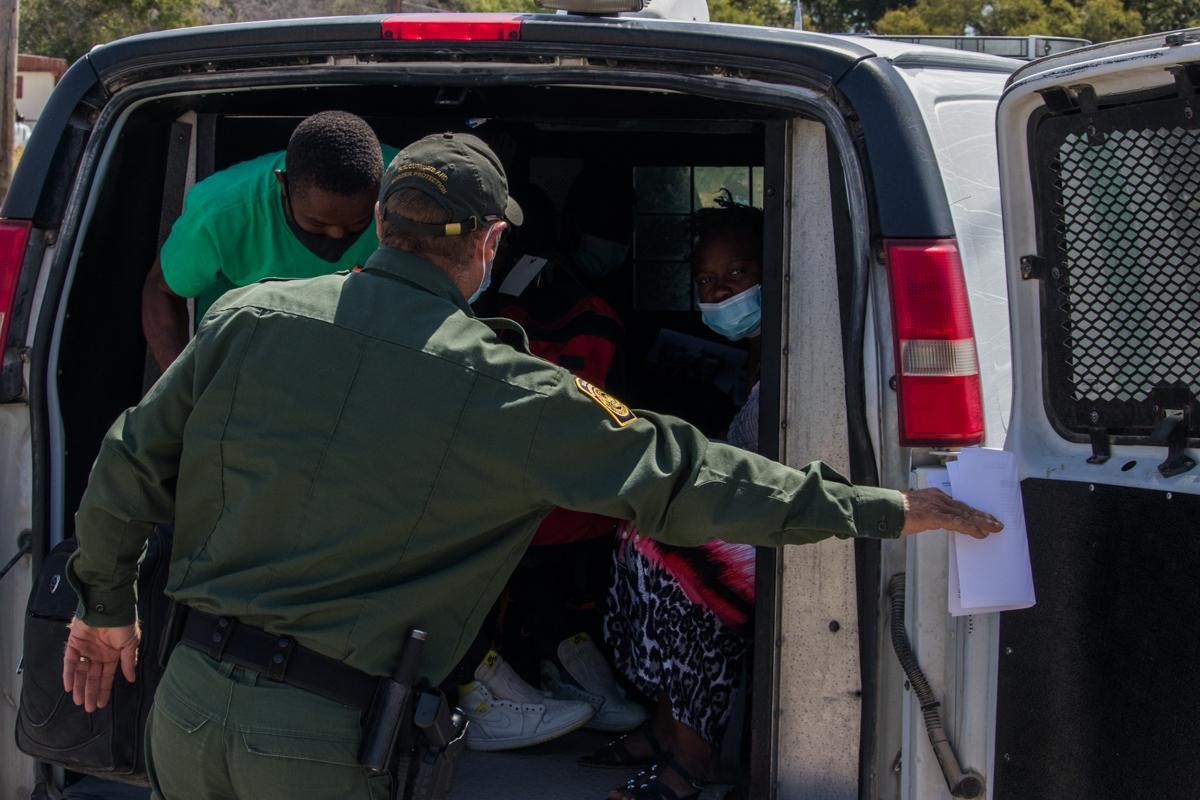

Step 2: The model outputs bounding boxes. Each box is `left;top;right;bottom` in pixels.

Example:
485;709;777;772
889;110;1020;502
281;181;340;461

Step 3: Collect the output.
994;28;1200;799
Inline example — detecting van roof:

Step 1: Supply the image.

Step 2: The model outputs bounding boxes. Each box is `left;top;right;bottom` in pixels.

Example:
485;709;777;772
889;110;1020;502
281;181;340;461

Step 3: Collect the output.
1006;27;1199;86
84;13;1017;86
837;34;1020;71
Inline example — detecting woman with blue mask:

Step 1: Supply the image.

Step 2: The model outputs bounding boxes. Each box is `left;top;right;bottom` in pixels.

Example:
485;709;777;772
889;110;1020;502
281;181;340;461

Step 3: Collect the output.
693;205;764;403
588;204;764;800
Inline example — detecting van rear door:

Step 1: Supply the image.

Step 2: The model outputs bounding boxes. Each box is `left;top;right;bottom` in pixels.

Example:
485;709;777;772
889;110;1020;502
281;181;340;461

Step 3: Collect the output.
995;29;1200;800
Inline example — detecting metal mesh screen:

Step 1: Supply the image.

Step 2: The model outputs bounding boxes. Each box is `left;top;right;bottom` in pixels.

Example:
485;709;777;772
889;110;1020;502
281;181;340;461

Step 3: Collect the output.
1035;94;1200;437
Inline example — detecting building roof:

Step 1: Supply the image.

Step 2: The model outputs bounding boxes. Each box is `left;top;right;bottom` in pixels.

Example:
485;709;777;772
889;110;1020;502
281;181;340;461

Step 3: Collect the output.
18;54;69;79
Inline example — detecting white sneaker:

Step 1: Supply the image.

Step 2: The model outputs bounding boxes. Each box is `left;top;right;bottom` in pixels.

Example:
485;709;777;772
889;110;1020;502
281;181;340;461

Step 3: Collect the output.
543;633;648;733
460;650;594;751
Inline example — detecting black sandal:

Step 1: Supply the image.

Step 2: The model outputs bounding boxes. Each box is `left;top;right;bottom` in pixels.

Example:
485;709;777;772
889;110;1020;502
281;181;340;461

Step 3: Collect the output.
579;726;665;769
613;754;702;800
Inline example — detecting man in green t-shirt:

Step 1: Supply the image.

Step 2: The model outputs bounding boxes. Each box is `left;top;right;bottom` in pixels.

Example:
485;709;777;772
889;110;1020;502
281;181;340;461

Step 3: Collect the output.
142;111;400;369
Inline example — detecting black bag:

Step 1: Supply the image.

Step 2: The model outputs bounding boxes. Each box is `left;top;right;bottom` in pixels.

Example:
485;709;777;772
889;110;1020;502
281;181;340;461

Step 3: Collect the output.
16;524;174;786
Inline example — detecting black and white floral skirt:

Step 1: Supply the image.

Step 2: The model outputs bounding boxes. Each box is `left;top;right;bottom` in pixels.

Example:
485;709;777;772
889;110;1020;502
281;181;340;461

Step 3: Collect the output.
603;541;747;747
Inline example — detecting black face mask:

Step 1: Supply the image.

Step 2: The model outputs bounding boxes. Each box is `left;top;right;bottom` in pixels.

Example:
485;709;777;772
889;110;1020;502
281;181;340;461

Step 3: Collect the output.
277;173;361;263
284;207;359;262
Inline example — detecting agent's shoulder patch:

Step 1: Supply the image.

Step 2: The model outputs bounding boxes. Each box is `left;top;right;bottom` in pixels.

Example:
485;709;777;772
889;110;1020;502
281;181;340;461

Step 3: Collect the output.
575;377;637;427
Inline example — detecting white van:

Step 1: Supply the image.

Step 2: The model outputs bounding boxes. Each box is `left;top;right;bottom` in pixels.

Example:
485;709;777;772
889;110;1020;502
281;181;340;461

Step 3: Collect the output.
0;7;1193;798
899;27;1200;800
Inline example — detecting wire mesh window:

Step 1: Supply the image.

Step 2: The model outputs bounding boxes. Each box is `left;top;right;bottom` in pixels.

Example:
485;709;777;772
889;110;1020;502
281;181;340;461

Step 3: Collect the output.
633;165;764;311
1034;94;1200;437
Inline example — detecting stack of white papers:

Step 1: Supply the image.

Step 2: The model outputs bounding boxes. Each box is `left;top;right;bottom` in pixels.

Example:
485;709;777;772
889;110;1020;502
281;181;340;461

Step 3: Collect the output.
944;448;1036;616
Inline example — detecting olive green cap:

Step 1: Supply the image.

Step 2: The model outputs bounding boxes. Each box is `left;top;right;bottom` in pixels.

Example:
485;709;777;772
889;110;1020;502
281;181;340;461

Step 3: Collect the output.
379;132;523;237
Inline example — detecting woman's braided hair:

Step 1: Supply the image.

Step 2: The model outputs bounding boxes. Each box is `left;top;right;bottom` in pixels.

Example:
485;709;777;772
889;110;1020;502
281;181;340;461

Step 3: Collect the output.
689;189;764;256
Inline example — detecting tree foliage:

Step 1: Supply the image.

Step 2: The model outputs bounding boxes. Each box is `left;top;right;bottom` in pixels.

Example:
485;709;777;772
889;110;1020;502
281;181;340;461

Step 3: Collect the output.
1124;0;1198;33
875;0;1144;40
201;0;421;24
708;0;792;26
20;0;206;62
453;0;539;11
454;0;792;22
1076;0;1144;40
19;0;1187;64
800;0;893;31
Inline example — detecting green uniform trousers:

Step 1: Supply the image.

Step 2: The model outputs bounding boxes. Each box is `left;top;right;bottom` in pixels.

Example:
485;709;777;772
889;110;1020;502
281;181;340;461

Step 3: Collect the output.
146;646;392;800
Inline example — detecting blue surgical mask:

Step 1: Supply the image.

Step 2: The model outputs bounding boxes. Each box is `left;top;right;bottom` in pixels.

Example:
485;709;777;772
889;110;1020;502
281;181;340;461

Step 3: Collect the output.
698;284;762;341
469;224;502;305
469;254;494;304
573;234;629;280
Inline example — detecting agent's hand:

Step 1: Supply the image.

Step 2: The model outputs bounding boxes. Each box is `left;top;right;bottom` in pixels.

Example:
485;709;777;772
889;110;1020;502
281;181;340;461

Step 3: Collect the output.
63;617;140;713
900;488;1003;539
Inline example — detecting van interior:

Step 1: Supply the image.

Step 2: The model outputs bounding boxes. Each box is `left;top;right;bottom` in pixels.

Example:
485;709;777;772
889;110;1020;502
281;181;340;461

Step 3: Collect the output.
53;80;858;799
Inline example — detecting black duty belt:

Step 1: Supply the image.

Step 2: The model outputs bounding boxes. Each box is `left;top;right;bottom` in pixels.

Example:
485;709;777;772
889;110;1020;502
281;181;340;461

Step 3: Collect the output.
179;607;379;711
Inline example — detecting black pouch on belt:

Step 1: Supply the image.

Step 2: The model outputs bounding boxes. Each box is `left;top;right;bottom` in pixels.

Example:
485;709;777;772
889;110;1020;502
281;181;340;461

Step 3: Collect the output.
157;598;188;669
408;689;469;800
360;629;427;776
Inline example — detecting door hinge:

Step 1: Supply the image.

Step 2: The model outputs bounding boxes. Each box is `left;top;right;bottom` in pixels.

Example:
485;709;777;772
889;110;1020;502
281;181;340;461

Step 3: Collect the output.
1167;64;1200;127
1036;83;1102;143
1149;384;1197;478
1072;85;1106;145
1020;255;1047;281
1087;428;1111;465
1038;86;1074;115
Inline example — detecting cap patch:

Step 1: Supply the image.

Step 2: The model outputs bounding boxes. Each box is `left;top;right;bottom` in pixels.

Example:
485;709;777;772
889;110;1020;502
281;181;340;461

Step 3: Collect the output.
575;377;636;427
393;162;450;194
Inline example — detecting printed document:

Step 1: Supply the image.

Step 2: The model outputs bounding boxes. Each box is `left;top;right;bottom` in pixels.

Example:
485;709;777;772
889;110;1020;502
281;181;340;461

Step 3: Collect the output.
945;448;1036;616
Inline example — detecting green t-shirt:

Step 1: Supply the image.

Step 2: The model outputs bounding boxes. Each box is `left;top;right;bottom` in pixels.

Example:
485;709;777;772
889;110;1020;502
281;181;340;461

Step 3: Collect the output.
160;146;400;320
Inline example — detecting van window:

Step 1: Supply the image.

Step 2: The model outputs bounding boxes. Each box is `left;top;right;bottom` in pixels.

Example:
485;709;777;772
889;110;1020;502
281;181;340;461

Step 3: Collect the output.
633;165;764;311
1031;93;1200;440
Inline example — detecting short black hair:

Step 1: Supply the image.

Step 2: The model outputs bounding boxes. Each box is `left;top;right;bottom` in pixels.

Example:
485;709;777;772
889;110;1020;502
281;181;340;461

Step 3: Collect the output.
285;111;383;197
691;190;764;254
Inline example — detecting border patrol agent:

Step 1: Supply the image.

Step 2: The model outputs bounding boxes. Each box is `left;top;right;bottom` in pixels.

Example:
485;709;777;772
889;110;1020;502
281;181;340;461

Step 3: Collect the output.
61;133;1002;800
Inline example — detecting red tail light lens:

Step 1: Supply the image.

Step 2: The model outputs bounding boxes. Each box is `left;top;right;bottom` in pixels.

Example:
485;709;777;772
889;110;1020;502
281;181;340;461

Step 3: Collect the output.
0;220;31;352
381;15;522;41
885;238;985;447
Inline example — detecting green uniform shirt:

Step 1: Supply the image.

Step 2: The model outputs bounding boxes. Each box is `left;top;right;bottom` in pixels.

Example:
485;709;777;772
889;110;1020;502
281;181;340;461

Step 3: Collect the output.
69;247;906;683
159;146;400;319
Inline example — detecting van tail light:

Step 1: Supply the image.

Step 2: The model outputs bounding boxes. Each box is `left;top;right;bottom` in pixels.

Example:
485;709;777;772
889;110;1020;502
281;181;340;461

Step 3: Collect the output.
381;15;522;41
0;220;31;352
885;238;985;447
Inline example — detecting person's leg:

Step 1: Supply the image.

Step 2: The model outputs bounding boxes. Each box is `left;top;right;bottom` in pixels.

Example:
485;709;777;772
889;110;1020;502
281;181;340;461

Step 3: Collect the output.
582;540;668;767
563;535;618;647
503;545;567;683
145;648;237;800
544;534;648;735
664;615;745;781
644;692;677;754
605;538;668;702
607;555;747;799
222;655;391;800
